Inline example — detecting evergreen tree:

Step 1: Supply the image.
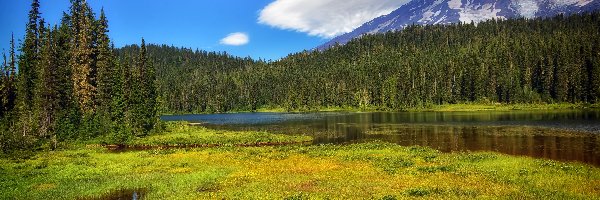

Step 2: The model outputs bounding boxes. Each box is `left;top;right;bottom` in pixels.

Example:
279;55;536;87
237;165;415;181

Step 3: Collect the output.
54;12;80;140
6;34;18;115
94;8;115;135
109;49;130;144
69;0;96;115
34;24;61;140
127;39;158;135
16;0;42;139
0;53;8;152
140;39;158;133
95;8;112;109
1;53;6;118
17;0;40;109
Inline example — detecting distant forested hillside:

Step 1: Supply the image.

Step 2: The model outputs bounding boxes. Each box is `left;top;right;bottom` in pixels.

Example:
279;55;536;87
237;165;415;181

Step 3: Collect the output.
137;12;600;113
116;45;264;113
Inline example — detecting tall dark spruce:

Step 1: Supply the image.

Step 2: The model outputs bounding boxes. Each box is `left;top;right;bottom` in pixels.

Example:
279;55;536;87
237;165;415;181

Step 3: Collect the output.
16;0;41;139
0;34;17;118
127;39;158;136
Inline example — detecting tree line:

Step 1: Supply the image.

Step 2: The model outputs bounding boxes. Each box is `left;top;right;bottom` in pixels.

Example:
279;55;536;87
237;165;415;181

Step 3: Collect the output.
141;12;600;114
2;1;599;152
0;0;158;153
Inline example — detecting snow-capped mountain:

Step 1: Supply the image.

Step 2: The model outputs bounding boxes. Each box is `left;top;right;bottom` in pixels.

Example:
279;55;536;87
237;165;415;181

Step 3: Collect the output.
317;0;600;50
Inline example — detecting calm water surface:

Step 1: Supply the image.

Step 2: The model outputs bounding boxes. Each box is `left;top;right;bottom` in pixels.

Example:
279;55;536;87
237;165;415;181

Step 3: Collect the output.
161;110;600;166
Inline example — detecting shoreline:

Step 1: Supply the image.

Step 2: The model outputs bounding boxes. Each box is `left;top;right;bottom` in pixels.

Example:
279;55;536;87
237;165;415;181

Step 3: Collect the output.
159;103;600;115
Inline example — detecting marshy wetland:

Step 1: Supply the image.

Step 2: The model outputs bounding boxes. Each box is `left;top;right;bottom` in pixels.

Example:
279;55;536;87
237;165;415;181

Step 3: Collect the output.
1;110;599;199
165;110;600;166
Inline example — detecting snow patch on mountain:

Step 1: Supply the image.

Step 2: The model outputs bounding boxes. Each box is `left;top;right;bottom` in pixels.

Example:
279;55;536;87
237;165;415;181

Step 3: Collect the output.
369;16;397;34
457;2;505;23
513;0;539;18
419;0;445;22
553;0;592;7
316;0;600;50
435;16;447;23
448;0;462;9
577;0;594;6
420;10;441;22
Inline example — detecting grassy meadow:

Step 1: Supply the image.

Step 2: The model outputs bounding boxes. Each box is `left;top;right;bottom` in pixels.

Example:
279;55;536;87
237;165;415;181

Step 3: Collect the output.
128;122;312;148
0;124;599;199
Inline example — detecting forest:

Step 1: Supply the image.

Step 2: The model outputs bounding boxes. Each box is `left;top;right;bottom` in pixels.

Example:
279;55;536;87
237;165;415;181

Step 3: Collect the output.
0;0;158;152
142;12;600;113
1;0;600;152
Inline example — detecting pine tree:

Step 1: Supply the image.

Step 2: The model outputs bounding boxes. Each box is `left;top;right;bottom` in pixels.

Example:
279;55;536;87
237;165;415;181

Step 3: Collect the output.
140;39;158;133
69;0;96;115
127;39;158;135
16;0;42;138
54;12;80;140
35;24;61;139
17;0;40;107
109;46;131;143
0;53;7;152
95;8;112;108
94;8;115;135
1;53;6;118
0;33;19;153
122;54;133;123
7;34;18;115
587;48;600;103
126;53;142;135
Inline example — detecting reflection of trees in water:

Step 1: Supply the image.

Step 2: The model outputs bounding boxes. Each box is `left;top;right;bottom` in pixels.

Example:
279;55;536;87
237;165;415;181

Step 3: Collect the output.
360;125;599;166
200;110;600;166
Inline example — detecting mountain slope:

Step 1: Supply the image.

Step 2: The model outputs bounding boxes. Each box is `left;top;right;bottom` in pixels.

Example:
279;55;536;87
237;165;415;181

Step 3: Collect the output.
317;0;600;50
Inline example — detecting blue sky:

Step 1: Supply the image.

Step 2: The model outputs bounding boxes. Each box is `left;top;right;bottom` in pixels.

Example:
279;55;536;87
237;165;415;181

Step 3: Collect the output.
0;0;408;60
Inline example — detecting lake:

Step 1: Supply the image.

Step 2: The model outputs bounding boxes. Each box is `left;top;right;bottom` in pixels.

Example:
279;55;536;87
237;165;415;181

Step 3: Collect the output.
161;110;600;166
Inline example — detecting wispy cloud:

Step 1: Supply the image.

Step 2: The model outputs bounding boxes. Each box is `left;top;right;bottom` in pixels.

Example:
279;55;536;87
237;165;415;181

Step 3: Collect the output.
220;32;249;46
258;0;411;38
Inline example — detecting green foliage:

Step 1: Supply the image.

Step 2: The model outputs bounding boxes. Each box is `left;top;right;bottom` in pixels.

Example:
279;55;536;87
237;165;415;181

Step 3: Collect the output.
104;122;133;145
69;0;96;114
380;195;397;200
1;34;17;118
13;0;42;144
405;187;433;197
121;39;158;136
0;0;159;152
133;12;600;114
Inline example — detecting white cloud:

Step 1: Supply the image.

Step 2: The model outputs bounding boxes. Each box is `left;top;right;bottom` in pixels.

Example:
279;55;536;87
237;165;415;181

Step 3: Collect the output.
220;32;249;46
258;0;411;38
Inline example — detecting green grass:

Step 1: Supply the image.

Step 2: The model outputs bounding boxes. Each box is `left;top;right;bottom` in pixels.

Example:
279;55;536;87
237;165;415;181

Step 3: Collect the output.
255;106;378;113
0;126;599;199
408;102;600;112
128;123;312;147
163;103;600;115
